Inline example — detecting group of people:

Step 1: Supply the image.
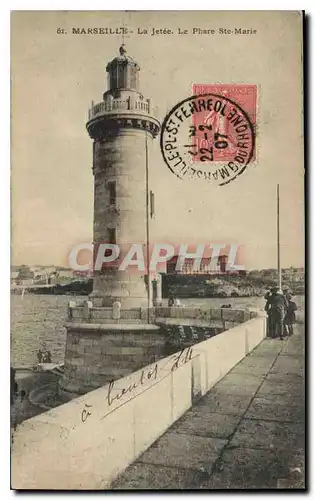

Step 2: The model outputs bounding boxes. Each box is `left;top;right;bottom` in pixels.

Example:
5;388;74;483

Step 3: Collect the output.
168;295;181;307
264;286;297;340
36;348;52;364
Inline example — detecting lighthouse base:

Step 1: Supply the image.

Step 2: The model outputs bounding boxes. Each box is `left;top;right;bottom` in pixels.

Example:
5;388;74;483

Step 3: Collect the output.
59;322;165;400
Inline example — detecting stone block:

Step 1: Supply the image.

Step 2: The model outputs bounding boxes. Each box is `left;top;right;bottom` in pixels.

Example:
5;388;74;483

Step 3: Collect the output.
222;309;245;322
270;356;304;375
75;345;85;355
64;347;79;359
148;308;155;322
100;344;122;356
228;418;305;451
223;321;235;330
140;308;148;321
134;375;172;456
257;379;304;398
245;317;266;351
245;396;305;422
197;392;253;416
200;448;292;489
210;309;223;320
84;346;96;355
171;359;192;421
195;343;221;392
121;308;141;320
121;346;144;355
244;311;251;322
154;307;167;318
99;334;125;347
111;462;209;490
72;309;84;320
171;409;241;440
62;366;77;380
69;357;85;366
81;337;96;347
92;309;112;320
138;432;227;473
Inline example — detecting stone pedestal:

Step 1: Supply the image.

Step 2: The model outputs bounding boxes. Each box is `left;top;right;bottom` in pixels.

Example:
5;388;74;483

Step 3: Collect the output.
59;322;165;399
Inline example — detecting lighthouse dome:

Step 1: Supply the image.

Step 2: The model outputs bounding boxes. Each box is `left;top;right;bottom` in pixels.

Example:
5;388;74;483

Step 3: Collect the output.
106;45;140;91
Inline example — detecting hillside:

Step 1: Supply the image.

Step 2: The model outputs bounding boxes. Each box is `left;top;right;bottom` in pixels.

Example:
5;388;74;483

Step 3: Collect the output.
162;274;305;298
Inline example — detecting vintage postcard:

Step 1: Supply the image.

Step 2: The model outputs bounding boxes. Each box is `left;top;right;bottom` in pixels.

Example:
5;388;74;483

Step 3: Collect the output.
11;10;305;490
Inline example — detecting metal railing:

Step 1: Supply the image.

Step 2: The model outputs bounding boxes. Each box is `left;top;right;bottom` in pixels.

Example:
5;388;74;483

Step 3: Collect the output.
88;97;150;120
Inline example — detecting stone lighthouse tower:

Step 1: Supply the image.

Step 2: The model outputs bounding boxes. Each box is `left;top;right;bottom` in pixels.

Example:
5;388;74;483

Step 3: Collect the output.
87;45;160;308
59;47;162;398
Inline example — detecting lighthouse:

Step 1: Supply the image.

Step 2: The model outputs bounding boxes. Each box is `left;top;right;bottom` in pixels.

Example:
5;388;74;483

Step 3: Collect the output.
59;47;163;397
87;45;160;308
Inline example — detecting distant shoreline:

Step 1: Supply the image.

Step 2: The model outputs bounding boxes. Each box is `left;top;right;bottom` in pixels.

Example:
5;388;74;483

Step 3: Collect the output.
11;274;305;299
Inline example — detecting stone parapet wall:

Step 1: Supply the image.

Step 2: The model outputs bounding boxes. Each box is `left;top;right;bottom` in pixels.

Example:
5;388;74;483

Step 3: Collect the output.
12;315;266;490
155;307;255;323
70;306;143;322
61;305;259;398
68;305;257;325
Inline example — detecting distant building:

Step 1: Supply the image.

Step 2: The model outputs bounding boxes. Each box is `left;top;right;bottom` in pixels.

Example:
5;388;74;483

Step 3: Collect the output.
166;254;232;275
58;270;75;279
73;270;92;279
282;267;304;283
11;271;19;281
42;266;58;275
19;278;34;286
15;265;34;283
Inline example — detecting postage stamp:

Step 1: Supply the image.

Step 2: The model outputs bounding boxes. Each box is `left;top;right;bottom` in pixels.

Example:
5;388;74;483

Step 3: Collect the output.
192;84;257;163
160;85;257;186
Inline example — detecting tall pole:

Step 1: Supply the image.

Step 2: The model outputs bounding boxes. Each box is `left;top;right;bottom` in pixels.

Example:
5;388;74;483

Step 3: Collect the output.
277;183;281;290
145;132;151;317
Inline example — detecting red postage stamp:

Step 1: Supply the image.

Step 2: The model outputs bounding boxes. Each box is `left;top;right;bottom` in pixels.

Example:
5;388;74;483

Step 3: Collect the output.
191;84;257;163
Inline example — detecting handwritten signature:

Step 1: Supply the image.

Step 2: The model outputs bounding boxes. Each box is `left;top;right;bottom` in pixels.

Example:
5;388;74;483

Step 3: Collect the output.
81;403;92;423
80;346;193;423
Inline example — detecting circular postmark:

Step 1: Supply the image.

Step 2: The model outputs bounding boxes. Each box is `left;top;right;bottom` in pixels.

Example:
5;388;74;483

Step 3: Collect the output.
160;93;255;186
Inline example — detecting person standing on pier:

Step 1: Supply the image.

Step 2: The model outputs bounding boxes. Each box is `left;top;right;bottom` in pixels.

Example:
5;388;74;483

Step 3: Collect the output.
10;367;18;406
37;349;43;363
284;294;297;336
264;288;272;336
265;286;288;340
168;295;175;307
11;389;27;431
174;297;181;307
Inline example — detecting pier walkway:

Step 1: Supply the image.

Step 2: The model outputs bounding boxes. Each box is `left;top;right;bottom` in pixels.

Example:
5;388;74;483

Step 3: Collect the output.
111;323;305;490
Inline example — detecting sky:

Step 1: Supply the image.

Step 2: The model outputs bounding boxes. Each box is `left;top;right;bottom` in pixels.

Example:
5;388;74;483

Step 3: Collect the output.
11;10;304;270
